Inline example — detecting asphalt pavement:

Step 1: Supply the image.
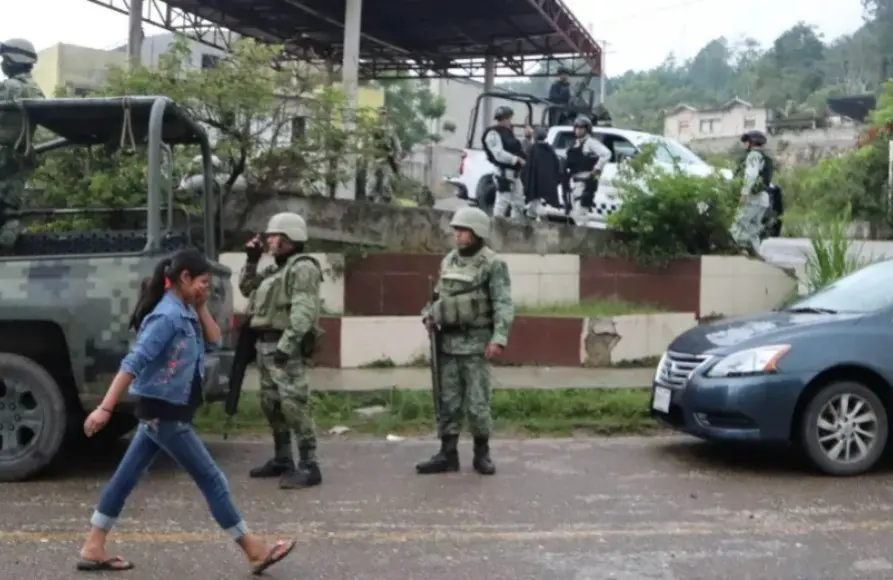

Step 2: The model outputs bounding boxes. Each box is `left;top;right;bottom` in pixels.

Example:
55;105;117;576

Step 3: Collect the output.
4;435;893;579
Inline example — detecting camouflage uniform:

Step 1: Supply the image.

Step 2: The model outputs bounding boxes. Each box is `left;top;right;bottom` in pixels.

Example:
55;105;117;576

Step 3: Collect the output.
730;131;772;256
239;212;324;489
369;112;401;203
416;207;515;476
0;69;45;248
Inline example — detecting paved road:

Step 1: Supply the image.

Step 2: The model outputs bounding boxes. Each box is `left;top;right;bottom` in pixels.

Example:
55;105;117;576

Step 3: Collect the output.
245;366;655;392
5;436;893;579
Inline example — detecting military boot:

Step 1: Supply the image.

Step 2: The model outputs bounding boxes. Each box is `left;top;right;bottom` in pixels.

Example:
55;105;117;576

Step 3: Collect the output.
279;446;322;490
472;437;496;475
415;435;460;474
249;431;295;478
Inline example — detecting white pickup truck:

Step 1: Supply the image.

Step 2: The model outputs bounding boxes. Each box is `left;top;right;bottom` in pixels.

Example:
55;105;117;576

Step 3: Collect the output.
445;124;731;228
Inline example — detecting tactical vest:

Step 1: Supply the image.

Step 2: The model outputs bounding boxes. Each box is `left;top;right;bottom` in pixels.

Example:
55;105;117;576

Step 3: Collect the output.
739;149;774;192
249;255;321;331
0;74;45;146
565;137;598;174
482;125;525;171
430;247;496;328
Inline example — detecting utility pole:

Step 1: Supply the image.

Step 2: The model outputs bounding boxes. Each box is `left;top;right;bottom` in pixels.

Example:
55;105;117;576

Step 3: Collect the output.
127;0;144;70
599;40;608;105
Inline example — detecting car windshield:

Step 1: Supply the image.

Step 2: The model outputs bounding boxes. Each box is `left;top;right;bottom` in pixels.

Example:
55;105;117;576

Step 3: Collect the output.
644;136;707;166
786;259;893;314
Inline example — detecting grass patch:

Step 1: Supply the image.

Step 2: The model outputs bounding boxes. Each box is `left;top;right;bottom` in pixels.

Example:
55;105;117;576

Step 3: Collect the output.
517;298;667;318
194;387;659;437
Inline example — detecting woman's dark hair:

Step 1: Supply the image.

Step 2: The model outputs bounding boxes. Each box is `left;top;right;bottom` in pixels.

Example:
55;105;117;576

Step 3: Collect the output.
129;248;212;330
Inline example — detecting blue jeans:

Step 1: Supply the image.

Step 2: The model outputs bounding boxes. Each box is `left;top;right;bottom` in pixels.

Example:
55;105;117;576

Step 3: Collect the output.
91;421;249;540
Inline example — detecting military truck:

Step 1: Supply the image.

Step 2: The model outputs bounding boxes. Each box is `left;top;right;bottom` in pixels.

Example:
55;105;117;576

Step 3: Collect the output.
0;96;236;482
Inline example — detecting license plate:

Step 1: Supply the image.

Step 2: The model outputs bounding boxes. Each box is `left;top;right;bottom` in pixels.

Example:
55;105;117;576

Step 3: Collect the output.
652;386;671;413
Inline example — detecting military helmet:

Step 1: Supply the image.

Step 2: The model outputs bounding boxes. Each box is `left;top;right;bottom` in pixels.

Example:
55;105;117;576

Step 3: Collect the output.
265;212;308;242
1;38;37;65
740;130;767;146
450;207;491;240
494;106;514;121
573;115;593;129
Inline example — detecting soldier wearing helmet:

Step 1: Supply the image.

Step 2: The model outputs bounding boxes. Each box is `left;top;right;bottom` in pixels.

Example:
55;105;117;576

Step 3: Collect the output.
730;130;774;256
0;38;44;249
564;115;611;224
481;105;528;219
416;206;515;476
238;212;325;489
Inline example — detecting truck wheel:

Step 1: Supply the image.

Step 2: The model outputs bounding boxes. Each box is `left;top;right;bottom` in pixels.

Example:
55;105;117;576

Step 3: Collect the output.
800;381;888;476
0;353;68;482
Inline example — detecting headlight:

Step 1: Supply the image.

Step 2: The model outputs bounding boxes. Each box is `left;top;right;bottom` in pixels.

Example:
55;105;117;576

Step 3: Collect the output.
653;352;667;381
706;345;790;378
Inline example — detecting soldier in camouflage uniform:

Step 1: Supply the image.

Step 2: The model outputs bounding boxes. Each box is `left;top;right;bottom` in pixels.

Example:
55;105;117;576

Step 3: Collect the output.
0;38;45;249
730;130;773;256
369;106;401;203
238;212;324;490
416;207;515;476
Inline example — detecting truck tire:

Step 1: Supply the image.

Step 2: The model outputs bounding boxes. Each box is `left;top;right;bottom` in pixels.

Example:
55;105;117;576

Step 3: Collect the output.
0;353;68;482
800;380;888;476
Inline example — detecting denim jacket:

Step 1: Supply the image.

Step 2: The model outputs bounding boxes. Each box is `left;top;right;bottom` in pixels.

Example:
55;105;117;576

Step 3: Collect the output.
122;291;219;405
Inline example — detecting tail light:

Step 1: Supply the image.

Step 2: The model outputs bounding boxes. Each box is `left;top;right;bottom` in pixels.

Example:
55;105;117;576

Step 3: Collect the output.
459;150;467;175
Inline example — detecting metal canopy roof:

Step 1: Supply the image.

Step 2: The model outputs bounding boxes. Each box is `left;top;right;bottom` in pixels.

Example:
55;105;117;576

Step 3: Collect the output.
87;0;602;78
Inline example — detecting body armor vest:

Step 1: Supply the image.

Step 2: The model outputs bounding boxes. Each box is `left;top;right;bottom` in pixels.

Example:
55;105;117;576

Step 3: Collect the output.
739;149;774;192
565;137;598;174
431;247;495;328
249;255;321;330
482;125;525;170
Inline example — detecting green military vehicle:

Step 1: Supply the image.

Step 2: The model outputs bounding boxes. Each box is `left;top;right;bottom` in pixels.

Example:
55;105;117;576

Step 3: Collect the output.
0;96;236;481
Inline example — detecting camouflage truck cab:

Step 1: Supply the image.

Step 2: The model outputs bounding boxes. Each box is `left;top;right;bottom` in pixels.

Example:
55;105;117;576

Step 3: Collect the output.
0;97;235;482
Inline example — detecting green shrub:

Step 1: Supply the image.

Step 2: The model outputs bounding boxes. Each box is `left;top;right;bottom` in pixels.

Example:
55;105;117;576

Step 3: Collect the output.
606;144;739;264
803;205;873;293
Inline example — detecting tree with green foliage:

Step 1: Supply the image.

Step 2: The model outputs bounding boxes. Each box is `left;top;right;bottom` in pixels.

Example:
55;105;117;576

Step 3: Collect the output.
27;38;385;231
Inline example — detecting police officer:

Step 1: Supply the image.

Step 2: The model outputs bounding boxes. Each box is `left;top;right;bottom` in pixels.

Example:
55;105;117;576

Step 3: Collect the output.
548;67;572;125
416;207;515;476
239;212;325;489
0;38;44;249
564;116;611;224
482;106;526;219
730;130;773;256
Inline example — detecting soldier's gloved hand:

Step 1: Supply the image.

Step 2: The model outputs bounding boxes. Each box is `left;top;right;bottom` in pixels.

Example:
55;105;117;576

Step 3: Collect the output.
273;350;289;367
245;234;263;262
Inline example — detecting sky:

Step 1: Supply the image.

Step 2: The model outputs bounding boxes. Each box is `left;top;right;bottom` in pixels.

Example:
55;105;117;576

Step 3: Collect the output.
0;0;869;76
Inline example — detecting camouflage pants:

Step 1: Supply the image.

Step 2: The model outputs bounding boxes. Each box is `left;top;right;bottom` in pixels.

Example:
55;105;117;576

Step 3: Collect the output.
256;341;317;455
436;353;492;438
730;193;769;255
368;160;395;203
0;175;24;249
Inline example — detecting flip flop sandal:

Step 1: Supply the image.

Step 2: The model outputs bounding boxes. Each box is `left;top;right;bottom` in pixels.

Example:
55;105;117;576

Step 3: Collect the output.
76;556;135;572
251;539;297;576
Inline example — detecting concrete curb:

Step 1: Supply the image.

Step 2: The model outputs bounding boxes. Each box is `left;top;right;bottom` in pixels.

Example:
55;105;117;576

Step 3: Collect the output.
242;366;655;392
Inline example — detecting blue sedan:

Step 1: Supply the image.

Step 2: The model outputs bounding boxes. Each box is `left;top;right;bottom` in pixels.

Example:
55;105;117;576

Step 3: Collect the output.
651;259;893;476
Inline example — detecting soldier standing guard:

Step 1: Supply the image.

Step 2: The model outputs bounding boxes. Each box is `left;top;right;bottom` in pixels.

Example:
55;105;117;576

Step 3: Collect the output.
0;38;45;249
238;212;325;490
416;207;515;476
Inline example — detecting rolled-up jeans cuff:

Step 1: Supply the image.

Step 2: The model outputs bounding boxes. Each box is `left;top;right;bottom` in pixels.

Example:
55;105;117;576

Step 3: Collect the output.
90;511;116;531
226;520;249;541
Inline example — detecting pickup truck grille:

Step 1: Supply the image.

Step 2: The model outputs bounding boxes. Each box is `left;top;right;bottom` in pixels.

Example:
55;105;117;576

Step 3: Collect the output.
655;351;710;389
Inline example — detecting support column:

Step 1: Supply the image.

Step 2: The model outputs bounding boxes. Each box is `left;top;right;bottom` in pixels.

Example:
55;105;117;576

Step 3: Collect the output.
337;0;363;200
482;55;496;128
127;0;144;70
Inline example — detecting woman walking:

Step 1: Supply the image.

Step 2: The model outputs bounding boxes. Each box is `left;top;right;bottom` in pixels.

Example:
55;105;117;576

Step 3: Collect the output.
76;248;296;574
